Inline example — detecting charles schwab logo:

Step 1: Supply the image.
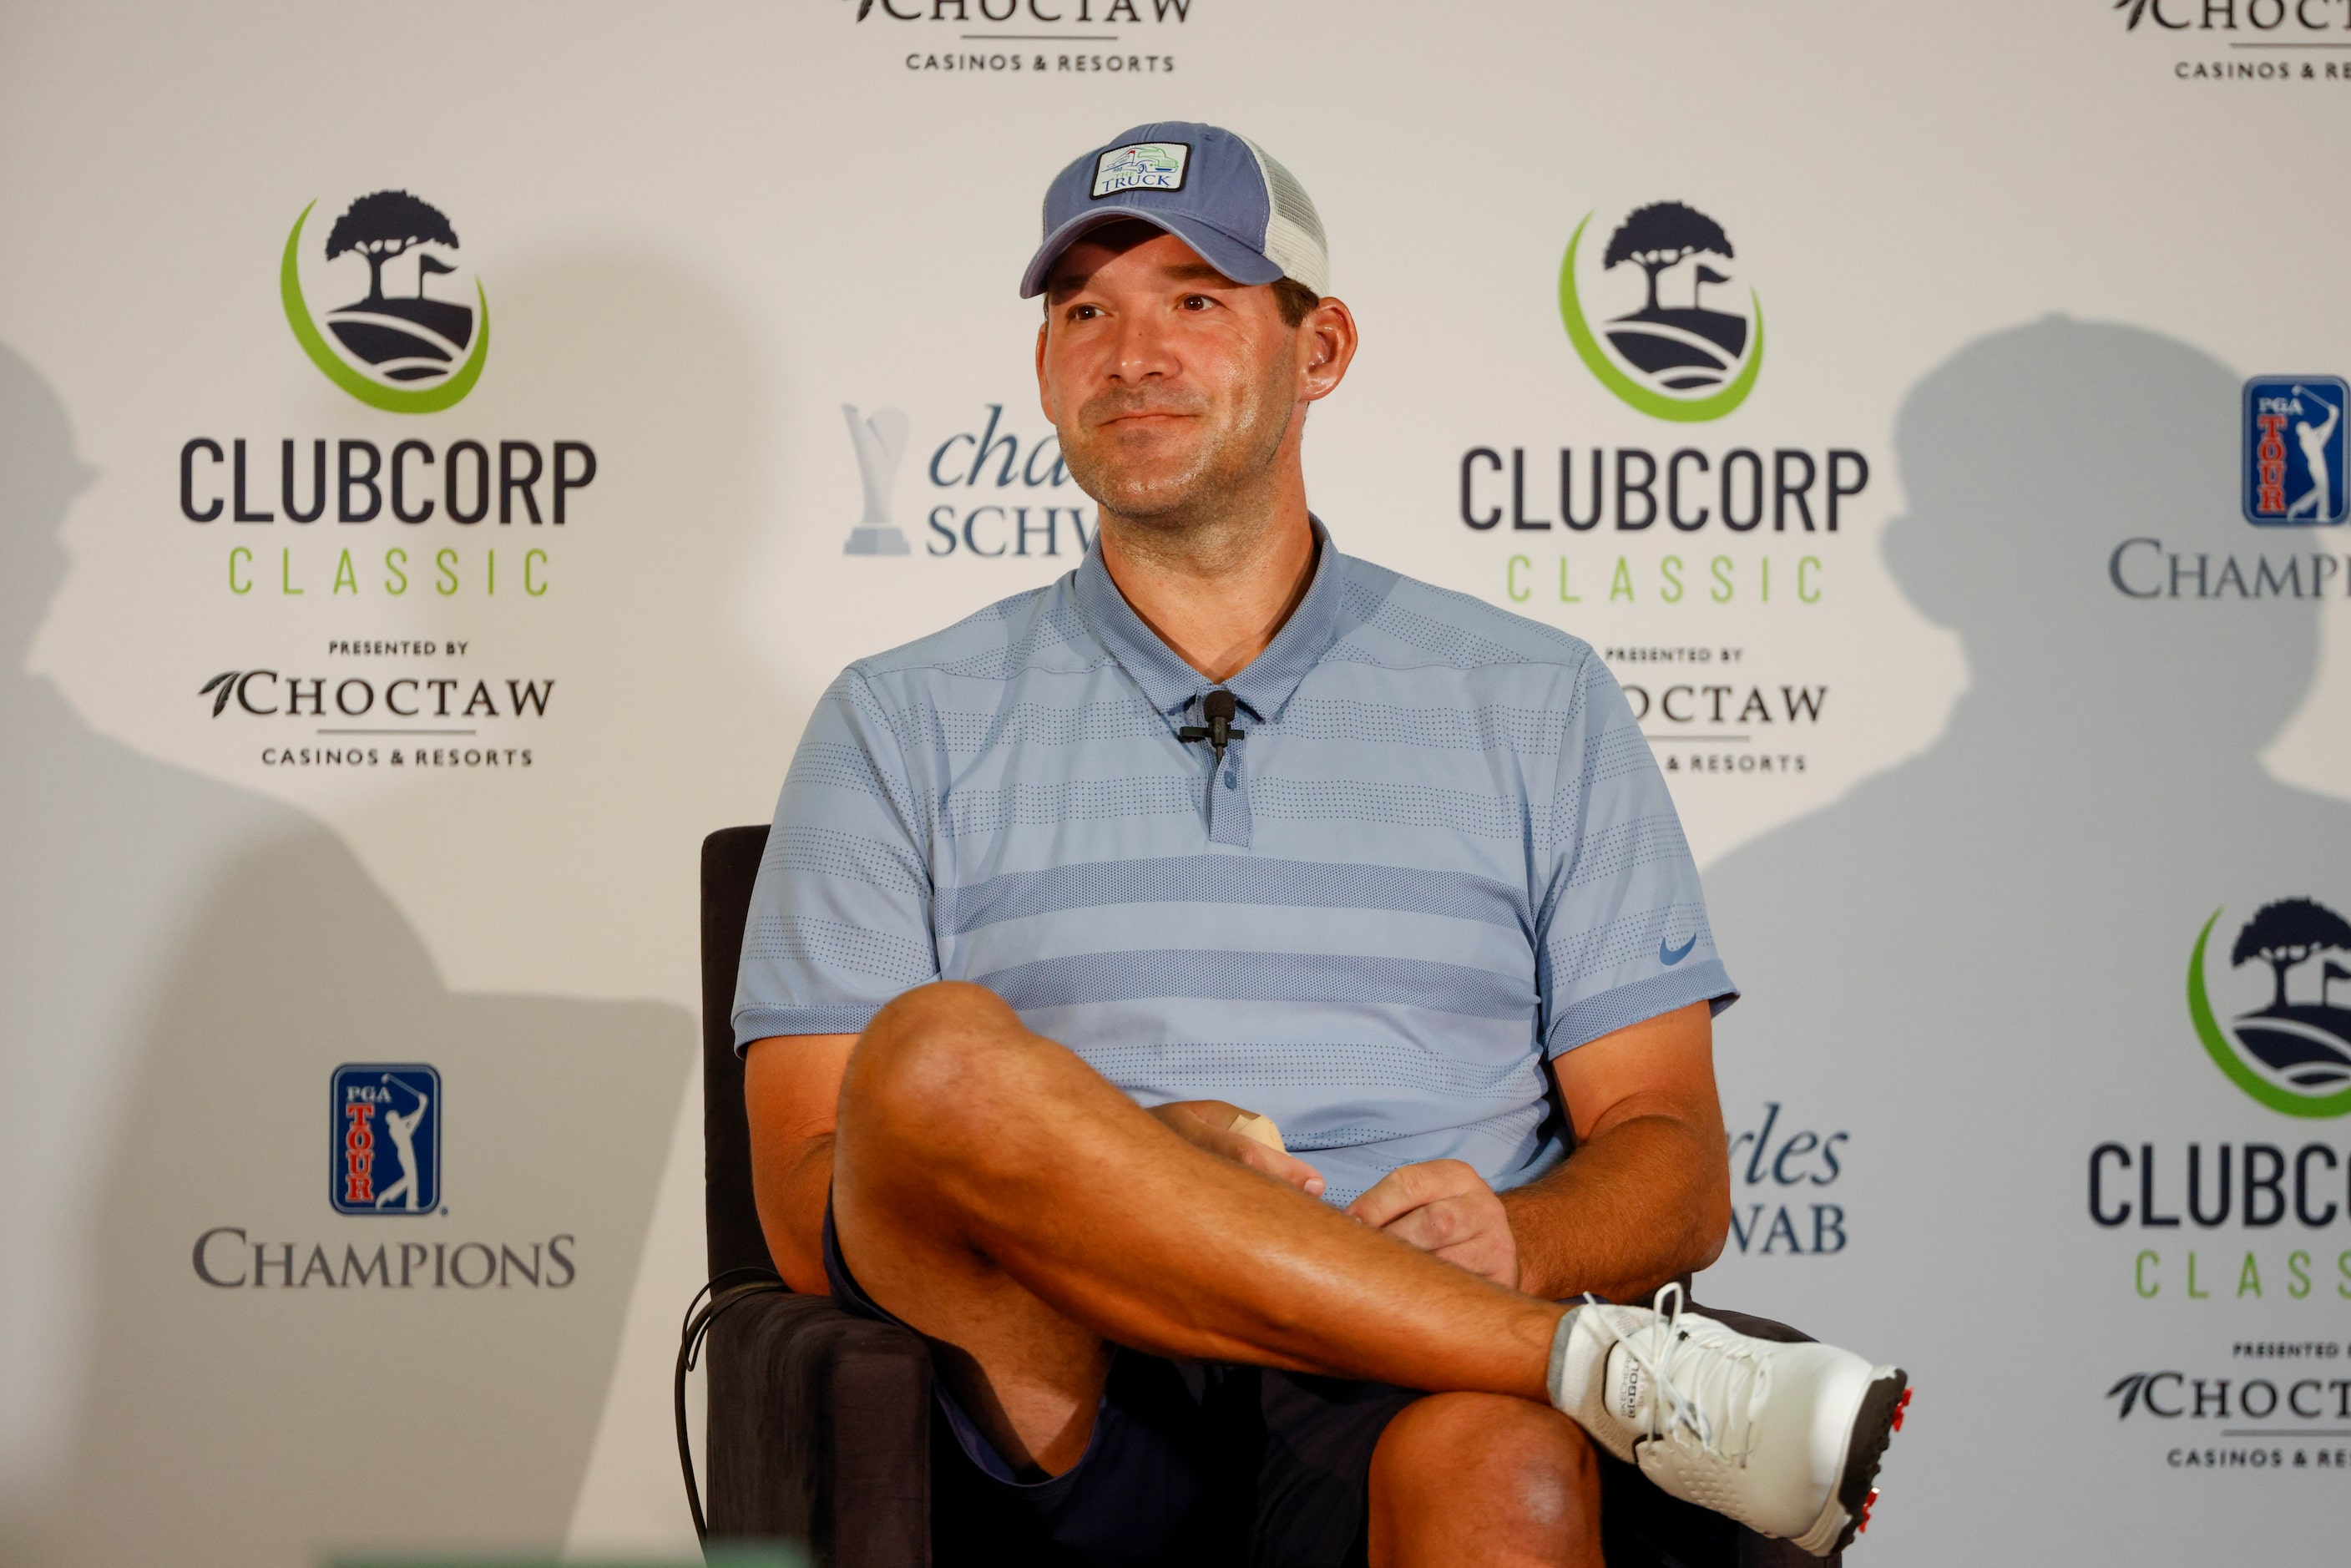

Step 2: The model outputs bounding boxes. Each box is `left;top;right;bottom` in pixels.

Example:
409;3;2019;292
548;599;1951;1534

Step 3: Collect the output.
1724;1102;1850;1256
332;1063;440;1214
841;402;1098;559
2191;898;2351;1117
843;404;913;555
283;190;488;412
1560;201;1762;422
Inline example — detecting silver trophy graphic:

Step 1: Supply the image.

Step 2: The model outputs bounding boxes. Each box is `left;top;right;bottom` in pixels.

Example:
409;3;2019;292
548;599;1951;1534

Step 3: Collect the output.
842;403;913;555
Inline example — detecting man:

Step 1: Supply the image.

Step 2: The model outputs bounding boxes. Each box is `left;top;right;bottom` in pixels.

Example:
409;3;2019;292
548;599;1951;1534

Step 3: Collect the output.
737;123;1904;1566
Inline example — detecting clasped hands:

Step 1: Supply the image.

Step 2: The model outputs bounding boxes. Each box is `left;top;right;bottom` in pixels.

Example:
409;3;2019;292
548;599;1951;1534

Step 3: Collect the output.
1149;1099;1520;1291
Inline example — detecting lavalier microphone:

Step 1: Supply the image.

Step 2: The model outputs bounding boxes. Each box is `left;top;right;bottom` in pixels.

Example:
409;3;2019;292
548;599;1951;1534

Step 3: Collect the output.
1178;688;1246;762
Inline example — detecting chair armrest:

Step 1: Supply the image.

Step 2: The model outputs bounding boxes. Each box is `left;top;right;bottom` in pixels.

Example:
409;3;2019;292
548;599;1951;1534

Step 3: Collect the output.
706;1290;932;1568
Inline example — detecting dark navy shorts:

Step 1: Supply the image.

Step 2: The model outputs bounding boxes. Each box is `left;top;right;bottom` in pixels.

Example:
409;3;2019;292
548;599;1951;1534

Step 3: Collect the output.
823;1204;1424;1567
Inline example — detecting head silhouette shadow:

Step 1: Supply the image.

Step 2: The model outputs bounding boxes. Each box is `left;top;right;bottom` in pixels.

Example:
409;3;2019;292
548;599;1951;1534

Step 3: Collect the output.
1883;315;2319;768
1688;319;2351;1563
1704;315;2349;984
0;346;95;670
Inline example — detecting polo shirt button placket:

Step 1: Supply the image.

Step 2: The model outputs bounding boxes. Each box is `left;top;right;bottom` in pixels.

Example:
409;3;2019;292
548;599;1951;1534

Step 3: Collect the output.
1206;734;1251;848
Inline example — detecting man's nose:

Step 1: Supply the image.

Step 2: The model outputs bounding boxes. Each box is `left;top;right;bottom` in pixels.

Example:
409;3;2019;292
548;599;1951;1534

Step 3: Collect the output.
1109;309;1180;384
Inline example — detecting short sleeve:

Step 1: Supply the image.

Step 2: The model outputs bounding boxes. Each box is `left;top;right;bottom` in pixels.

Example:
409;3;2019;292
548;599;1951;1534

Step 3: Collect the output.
1534;654;1737;1056
731;667;940;1051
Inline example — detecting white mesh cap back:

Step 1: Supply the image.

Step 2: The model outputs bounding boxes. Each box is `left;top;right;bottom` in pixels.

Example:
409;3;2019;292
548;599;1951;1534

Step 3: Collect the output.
1238;136;1330;299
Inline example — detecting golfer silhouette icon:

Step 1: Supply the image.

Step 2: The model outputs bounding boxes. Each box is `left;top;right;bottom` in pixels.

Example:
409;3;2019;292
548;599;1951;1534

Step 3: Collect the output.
374;1073;431;1211
2287;384;2339;521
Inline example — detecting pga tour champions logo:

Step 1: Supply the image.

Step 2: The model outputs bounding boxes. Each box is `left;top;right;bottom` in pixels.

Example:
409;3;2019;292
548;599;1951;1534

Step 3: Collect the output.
283;190;488;413
1560;201;1762;423
2190;899;2351;1117
2242;378;2346;526
331;1063;442;1214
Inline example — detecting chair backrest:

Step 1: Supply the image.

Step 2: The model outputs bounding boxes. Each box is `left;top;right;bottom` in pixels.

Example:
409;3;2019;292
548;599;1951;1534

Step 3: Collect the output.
702;825;777;1281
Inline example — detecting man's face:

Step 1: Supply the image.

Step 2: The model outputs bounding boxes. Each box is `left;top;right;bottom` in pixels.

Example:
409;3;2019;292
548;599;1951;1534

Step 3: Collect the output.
1036;225;1309;527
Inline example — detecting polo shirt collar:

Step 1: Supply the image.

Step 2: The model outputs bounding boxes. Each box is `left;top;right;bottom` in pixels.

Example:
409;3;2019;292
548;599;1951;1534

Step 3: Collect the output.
1073;516;1346;725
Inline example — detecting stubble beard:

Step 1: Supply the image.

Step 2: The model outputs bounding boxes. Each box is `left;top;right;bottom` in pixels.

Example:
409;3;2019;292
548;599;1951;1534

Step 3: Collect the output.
1059;362;1298;566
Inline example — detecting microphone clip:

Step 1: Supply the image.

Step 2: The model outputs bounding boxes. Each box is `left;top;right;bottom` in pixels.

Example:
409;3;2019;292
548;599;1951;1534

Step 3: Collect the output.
1178;688;1246;762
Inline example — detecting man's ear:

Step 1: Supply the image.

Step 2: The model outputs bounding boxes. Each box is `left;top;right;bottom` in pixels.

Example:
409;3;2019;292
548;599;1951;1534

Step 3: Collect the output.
1297;297;1358;404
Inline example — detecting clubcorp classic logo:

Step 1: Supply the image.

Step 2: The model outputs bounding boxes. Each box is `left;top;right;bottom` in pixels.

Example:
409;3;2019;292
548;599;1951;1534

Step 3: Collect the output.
331;1063;442;1214
282;190;488;412
2190;899;2351;1117
1560;202;1762;422
2244;379;2347;526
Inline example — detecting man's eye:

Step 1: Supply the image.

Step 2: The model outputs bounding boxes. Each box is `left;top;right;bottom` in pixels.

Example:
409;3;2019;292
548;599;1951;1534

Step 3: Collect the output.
1067;303;1100;321
1181;294;1213;311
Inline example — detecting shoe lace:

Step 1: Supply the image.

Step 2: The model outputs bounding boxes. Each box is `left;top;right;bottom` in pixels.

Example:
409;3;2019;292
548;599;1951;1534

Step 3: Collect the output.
1584;1282;1772;1465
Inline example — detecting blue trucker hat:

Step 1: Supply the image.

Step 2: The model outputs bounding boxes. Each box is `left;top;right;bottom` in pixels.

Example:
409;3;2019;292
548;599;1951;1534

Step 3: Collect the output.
1019;121;1330;301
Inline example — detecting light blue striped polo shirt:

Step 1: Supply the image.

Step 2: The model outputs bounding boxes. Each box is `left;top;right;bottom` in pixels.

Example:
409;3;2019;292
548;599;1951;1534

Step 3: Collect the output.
734;522;1735;1206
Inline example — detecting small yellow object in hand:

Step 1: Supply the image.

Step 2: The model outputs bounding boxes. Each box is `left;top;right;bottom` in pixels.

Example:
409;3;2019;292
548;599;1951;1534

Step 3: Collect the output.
1227;1110;1286;1151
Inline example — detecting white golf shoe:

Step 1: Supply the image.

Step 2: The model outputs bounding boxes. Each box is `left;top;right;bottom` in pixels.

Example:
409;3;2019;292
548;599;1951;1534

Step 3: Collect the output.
1549;1282;1909;1556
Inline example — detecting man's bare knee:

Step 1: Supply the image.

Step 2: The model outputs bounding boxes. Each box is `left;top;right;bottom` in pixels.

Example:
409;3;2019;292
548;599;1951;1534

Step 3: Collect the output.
1370;1393;1597;1561
842;981;1031;1147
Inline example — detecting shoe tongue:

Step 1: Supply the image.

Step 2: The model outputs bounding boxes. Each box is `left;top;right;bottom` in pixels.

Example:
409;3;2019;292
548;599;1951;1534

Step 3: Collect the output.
1605;1340;1652;1428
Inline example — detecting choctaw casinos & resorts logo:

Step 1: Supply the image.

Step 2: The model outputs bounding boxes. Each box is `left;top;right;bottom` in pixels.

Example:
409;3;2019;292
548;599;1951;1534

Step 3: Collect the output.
2190;898;2351;1117
283;190;488;412
2113;0;2351;82
1560;201;1762;423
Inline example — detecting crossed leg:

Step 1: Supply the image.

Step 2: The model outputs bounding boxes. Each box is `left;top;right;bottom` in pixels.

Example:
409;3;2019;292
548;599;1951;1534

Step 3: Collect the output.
829;981;1600;1565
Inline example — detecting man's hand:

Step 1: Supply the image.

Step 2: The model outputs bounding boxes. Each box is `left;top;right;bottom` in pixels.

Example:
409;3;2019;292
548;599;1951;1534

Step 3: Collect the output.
1346;1160;1519;1290
1150;1099;1326;1198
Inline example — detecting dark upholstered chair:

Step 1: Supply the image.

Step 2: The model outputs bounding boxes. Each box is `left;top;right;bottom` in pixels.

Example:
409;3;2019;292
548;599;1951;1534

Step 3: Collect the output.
700;825;932;1566
694;824;1843;1568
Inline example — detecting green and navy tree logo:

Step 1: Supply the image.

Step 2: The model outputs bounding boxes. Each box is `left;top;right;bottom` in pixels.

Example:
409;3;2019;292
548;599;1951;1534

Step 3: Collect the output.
2188;898;2351;1116
282;190;488;412
1559;201;1762;422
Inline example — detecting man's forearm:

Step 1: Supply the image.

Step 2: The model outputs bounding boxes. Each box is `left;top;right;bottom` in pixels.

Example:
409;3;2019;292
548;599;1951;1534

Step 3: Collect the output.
1501;1112;1730;1302
757;1132;836;1294
743;1032;861;1294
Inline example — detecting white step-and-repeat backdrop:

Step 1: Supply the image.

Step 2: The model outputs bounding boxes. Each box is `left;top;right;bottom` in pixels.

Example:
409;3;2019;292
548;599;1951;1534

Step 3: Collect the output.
4;2;2348;1562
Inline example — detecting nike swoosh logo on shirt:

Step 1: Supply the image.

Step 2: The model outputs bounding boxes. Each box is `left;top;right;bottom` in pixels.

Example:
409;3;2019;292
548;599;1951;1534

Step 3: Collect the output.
1660;933;1698;967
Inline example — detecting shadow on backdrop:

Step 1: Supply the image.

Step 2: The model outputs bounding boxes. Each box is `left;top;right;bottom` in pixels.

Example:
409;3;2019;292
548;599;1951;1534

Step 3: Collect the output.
1700;318;2349;1560
0;341;693;1568
329;250;796;1550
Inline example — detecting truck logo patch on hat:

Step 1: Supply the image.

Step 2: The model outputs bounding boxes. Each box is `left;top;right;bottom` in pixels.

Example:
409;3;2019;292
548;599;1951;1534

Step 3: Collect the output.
1092;141;1189;199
